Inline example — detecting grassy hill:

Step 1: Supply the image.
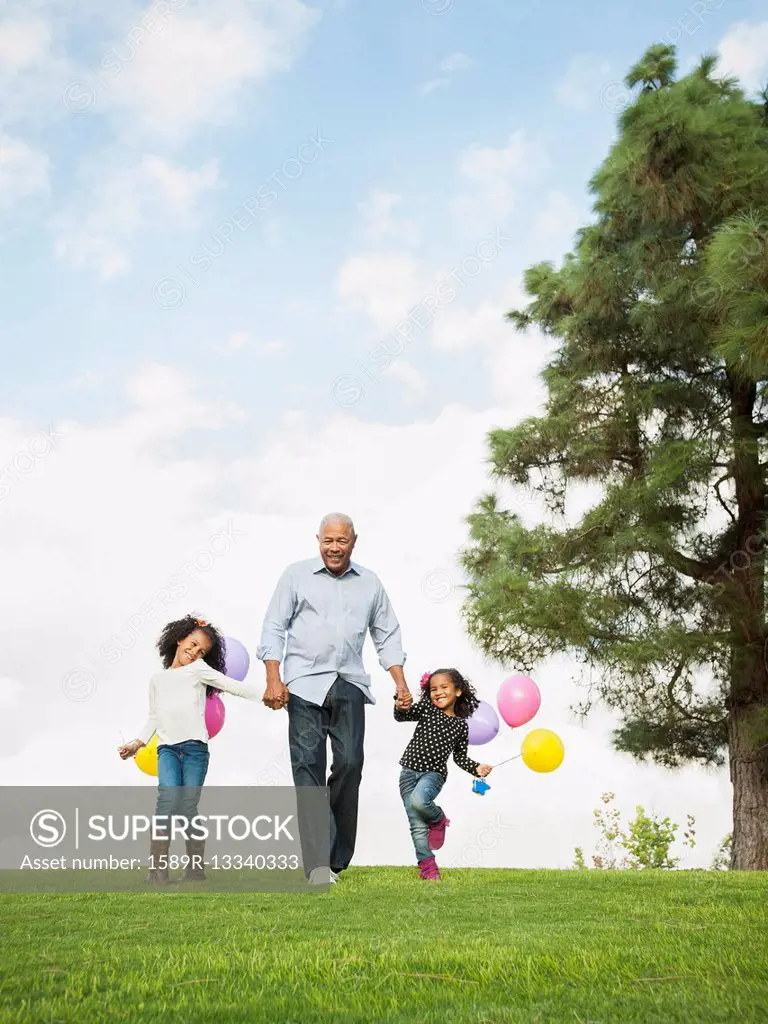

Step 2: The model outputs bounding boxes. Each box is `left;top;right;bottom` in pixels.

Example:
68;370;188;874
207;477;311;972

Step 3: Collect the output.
2;868;767;1022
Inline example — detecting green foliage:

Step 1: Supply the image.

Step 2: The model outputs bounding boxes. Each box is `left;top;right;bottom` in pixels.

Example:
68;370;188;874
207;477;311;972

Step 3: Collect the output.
461;43;768;797
577;792;696;870
711;833;733;870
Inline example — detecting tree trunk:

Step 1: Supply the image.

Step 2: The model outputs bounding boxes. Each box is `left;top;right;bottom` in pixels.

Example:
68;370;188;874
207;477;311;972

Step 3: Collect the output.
729;700;768;869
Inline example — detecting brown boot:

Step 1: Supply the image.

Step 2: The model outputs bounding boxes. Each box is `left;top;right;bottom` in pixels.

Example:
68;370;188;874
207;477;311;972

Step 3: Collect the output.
183;837;206;881
147;838;170;885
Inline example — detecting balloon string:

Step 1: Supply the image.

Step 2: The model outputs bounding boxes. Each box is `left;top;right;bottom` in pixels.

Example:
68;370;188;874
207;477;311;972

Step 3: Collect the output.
494;755;522;768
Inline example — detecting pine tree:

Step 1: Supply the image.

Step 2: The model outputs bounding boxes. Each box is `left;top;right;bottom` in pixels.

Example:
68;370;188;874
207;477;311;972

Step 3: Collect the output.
461;46;768;869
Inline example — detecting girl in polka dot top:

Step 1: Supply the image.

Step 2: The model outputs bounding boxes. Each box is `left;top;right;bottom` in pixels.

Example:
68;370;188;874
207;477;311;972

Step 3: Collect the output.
394;668;493;880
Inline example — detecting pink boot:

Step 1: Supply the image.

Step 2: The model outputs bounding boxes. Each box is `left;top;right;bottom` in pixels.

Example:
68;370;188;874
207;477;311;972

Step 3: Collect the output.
428;815;450;851
418;855;441;880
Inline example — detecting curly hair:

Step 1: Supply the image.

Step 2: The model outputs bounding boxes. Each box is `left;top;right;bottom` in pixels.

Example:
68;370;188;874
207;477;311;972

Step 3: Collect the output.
156;615;226;696
420;668;480;719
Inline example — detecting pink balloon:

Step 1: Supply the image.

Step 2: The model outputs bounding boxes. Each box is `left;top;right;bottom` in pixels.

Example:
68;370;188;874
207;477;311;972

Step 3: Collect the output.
205;693;226;739
497;675;541;728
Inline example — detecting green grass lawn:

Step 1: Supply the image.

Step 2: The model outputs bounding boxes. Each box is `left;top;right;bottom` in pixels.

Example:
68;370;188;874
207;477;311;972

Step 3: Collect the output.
1;868;767;1023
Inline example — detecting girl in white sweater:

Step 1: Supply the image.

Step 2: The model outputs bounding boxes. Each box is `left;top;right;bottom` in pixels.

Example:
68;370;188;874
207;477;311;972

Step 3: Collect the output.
119;614;260;884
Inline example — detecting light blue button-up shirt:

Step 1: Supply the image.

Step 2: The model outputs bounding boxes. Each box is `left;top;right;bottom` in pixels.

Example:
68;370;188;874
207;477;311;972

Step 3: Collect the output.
257;557;406;706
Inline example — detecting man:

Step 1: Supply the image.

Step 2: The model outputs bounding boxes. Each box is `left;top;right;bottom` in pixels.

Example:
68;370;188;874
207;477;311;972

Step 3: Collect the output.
258;513;412;884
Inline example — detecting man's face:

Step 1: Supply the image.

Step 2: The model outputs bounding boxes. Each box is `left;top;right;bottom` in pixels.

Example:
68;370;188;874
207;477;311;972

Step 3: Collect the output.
318;521;356;576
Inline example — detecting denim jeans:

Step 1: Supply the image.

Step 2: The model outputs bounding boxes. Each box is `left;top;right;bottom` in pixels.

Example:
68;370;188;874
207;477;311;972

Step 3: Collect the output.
155;740;210;838
399;768;445;863
287;677;366;875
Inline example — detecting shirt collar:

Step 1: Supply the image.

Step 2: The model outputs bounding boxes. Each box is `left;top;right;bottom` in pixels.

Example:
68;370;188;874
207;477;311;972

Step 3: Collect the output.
311;556;360;578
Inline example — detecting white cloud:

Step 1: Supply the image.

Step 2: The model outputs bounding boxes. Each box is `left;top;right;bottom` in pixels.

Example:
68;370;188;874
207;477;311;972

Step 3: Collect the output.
222;330;250;353
0;383;731;867
419;51;472;95
96;0;320;142
0;12;79;127
337;251;433;333
0;17;51;73
218;331;285;356
717;20;768;94
381;360;428;403
53;153;219;279
0;133;49;208
419;77;449;95
122;362;248;444
554;53;612;111
531;189;587;248
440;52;472;73
357;189;421;245
451;130;548;227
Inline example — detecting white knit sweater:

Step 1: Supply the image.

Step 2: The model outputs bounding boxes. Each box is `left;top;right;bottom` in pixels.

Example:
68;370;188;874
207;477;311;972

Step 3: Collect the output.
137;660;261;746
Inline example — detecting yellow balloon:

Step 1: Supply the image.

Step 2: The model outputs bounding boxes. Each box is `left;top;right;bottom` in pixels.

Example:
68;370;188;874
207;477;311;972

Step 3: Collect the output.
521;729;564;773
135;734;159;777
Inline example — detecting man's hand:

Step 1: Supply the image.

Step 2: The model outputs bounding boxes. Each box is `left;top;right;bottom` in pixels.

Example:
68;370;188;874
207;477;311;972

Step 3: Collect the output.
263;678;289;711
388;665;413;709
477;764;493;778
394;686;413;709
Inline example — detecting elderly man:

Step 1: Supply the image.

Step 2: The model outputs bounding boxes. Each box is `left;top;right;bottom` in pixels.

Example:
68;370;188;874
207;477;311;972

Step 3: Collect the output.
258;513;412;884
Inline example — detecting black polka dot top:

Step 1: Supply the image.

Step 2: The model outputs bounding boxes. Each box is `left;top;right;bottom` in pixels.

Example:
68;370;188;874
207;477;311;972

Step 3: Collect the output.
394;696;481;778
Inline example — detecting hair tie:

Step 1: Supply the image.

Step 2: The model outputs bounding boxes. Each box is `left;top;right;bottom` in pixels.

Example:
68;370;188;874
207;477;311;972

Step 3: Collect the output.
193;615;209;627
420;671;431;690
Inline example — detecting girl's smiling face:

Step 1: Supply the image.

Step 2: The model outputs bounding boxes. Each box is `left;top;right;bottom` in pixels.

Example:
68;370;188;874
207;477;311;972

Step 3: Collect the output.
175;629;213;667
430;672;462;714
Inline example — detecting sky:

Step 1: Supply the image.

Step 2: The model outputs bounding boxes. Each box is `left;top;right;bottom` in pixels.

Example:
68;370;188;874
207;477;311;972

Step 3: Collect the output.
1;0;766;870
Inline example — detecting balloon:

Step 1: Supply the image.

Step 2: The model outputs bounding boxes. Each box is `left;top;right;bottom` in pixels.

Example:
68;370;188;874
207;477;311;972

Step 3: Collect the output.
521;729;564;773
223;637;250;681
135;734;159;777
497;674;541;728
467;701;500;745
205;692;226;739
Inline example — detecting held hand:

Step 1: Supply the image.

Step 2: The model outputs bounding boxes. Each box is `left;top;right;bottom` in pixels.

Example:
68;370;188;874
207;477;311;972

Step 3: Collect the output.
118;740;143;760
394;686;413;709
477;764;493;778
263;679;289;711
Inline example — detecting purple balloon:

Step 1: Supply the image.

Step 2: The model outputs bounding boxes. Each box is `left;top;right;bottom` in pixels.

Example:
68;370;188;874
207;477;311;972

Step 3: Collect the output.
467;700;500;746
223;636;250;681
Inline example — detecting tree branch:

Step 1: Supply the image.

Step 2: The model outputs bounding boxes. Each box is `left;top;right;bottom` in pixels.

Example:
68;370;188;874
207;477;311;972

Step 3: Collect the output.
666;659;728;727
714;474;737;525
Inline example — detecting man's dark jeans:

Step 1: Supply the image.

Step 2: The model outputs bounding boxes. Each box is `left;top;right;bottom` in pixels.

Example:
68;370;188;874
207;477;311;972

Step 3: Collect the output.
287;677;365;875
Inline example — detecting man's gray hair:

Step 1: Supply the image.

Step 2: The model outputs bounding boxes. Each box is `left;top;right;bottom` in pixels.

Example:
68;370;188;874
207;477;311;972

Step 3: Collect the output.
318;512;356;535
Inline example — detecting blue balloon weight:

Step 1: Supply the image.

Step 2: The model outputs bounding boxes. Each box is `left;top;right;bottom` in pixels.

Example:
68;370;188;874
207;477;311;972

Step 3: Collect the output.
223;637;250;681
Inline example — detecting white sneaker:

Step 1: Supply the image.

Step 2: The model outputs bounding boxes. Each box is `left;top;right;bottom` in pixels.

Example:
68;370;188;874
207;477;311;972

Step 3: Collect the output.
308;867;338;885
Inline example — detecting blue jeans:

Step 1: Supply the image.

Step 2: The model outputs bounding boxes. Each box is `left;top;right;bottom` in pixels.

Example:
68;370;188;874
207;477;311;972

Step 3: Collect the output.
399;768;445;863
155;740;210;838
287;677;366;874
